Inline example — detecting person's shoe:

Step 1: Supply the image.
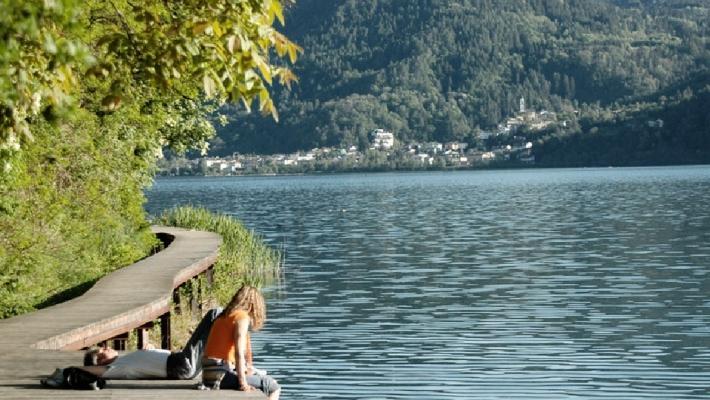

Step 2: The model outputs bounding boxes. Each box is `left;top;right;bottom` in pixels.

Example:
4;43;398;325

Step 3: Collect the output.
40;368;65;388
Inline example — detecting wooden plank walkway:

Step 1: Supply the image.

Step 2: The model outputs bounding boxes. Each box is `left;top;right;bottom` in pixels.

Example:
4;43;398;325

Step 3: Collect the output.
0;226;265;399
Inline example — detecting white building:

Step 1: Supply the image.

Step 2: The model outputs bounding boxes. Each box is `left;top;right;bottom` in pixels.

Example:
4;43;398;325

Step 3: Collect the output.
370;129;395;150
203;157;221;168
445;142;468;152
420;142;444;154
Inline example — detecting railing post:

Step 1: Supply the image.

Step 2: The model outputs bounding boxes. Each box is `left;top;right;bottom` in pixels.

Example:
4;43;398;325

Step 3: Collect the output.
160;312;171;350
135;321;153;350
191;286;200;315
136;328;148;350
173;289;181;314
205;267;214;287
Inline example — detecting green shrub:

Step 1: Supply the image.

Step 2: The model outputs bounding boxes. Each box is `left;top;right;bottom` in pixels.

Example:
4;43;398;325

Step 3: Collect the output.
0;117;158;318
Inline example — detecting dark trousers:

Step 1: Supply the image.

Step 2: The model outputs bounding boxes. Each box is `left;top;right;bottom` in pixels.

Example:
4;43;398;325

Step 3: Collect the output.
166;308;222;379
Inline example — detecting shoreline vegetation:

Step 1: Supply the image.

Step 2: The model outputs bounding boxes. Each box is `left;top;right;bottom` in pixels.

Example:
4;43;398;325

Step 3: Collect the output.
139;206;282;349
157;159;710;179
155;206;282;305
0;206;281;323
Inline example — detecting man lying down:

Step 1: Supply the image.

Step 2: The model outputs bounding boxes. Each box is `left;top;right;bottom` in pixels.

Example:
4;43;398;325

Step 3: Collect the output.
41;308;232;389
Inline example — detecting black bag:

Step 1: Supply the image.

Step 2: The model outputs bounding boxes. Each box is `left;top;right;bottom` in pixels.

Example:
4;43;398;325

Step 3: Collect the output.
63;367;106;390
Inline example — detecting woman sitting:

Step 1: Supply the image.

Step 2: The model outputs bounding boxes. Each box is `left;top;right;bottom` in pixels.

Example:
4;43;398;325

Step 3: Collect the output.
202;285;280;400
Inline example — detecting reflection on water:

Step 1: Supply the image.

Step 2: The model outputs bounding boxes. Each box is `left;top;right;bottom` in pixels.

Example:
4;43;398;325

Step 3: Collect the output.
146;167;710;399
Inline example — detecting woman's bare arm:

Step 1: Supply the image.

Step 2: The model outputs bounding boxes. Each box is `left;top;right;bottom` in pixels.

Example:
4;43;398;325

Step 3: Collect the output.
234;318;254;391
246;339;254;374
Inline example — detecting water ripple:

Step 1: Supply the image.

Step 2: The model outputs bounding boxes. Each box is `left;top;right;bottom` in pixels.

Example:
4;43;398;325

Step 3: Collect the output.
146;167;710;399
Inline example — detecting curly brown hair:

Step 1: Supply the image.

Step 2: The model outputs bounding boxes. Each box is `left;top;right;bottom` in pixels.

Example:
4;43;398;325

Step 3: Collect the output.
222;285;266;331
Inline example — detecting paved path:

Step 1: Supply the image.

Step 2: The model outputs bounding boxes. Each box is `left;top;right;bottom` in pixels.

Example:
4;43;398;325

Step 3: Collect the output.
0;226;265;399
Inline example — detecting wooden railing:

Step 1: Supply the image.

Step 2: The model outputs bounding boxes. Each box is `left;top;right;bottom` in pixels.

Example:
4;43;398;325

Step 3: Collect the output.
26;226;221;351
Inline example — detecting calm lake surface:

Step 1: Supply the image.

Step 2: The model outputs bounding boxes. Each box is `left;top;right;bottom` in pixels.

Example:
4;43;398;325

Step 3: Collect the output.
145;166;710;399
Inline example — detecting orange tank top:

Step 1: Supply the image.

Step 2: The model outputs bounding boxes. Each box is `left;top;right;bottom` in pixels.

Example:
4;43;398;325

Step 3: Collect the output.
204;310;251;365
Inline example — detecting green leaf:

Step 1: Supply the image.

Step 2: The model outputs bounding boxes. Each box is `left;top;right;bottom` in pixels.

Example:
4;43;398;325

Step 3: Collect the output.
287;44;298;64
259;88;269;107
227;35;238;54
212;21;223;37
271;1;285;26
253;54;272;85
203;74;216;97
241;96;253;113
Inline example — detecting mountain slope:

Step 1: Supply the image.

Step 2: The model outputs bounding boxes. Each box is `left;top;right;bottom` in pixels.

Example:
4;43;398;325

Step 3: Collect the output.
214;0;709;156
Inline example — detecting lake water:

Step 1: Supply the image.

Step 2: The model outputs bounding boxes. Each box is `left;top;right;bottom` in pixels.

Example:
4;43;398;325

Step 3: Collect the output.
145;167;710;399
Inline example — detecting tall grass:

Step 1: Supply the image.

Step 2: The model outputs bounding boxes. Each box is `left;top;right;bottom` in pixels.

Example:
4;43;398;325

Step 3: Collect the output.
155;206;282;306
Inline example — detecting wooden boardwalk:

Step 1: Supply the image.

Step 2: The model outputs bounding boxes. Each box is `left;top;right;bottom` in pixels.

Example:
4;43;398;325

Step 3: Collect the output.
0;226;265;399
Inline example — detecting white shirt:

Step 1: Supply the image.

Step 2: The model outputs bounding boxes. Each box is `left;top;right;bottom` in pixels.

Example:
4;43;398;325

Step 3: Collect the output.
102;349;170;379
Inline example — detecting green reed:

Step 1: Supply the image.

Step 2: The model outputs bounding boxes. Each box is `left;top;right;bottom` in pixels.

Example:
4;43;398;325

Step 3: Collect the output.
155;206;282;306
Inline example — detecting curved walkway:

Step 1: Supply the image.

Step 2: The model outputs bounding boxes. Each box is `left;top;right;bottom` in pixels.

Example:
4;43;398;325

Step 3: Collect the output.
0;226;264;399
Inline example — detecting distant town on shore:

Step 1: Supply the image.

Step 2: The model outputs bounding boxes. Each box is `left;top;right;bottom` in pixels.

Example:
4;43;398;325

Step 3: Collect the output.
158;98;596;176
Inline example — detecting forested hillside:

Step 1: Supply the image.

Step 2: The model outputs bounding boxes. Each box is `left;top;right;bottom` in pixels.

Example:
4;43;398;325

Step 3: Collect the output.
215;0;709;160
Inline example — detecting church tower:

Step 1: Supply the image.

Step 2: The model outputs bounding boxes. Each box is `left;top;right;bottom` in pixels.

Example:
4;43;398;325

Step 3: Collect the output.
519;97;526;114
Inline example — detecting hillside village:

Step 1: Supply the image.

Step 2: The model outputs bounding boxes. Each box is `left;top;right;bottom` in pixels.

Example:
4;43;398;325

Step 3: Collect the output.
159;98;566;175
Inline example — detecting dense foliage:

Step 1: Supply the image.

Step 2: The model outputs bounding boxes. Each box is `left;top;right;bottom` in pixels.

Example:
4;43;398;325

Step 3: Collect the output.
533;76;710;166
0;0;297;318
215;0;709;162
